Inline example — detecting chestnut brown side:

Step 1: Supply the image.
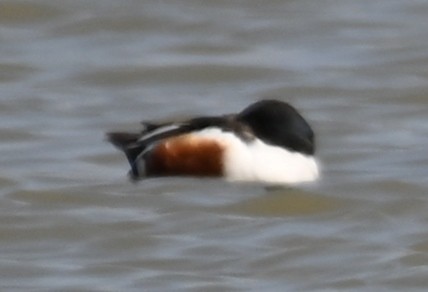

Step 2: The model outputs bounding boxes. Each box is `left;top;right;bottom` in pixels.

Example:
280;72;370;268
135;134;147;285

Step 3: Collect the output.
145;134;224;177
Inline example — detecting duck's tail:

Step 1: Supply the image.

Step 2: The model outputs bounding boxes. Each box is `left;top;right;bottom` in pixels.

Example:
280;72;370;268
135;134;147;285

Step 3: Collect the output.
106;132;144;178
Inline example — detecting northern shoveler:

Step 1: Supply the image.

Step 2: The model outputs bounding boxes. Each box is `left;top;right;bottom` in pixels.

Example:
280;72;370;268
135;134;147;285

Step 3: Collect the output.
107;99;319;184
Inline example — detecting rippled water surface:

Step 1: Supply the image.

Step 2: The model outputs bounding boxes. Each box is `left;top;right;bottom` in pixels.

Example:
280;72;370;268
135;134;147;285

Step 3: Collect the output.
1;0;428;291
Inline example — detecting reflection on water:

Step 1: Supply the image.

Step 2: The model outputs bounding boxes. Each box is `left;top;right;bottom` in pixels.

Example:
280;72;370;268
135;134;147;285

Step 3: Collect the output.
1;0;428;290
224;188;342;217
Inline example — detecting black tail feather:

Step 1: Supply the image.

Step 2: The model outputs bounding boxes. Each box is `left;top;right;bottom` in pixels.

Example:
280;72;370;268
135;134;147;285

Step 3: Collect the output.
106;132;144;178
106;132;139;149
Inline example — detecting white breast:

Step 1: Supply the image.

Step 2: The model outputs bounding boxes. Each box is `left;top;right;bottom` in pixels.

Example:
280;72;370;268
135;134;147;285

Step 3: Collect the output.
195;128;319;184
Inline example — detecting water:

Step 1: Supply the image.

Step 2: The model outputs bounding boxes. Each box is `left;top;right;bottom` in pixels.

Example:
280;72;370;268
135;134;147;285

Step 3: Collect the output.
1;0;428;290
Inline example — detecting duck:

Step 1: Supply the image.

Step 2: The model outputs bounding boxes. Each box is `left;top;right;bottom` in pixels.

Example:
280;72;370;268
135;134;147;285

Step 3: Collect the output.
107;99;319;184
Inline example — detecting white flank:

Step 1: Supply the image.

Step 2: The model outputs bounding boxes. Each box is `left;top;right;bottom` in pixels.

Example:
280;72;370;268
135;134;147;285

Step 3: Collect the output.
195;128;319;185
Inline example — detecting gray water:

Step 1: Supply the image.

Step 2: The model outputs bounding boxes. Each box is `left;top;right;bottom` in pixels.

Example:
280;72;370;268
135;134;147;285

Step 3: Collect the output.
1;0;428;291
